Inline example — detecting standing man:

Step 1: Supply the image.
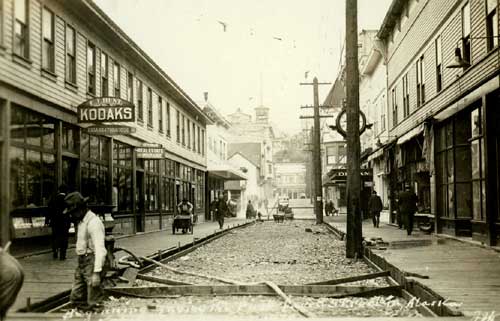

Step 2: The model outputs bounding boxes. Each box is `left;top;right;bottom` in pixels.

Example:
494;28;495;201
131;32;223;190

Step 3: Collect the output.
246;200;255;219
177;198;194;233
64;192;107;311
0;243;24;320
47;184;70;260
398;184;418;236
209;196;219;222
368;190;383;228
216;193;229;229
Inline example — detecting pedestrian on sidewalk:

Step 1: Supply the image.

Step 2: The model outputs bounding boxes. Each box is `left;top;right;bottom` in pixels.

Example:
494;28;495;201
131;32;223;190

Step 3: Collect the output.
398;184;418;236
209;197;219;222
368;190;383;228
246;200;255;219
64;192;107;311
0;243;24;321
46;184;70;260
216;193;229;229
325;200;332;216
177;198;194;233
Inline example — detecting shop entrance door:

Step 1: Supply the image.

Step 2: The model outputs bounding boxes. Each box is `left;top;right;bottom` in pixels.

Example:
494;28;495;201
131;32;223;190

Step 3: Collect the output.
135;171;145;232
62;157;78;192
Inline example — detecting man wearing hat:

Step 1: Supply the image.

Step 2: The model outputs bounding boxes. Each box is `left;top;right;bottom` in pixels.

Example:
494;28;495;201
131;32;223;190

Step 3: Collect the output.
64;192;107;311
398;184;418;236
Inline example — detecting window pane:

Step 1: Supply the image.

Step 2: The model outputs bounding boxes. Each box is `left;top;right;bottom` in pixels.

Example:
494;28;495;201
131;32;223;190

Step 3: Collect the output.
455;147;471;182
10;106;25;145
87;45;94;72
447;184;454;217
81;132;90;158
41;153;55;206
471;139;481;179
42;8;53;41
447;149;454;183
26;150;41;206
456;183;472;218
66;26;75;55
90;135;99;159
472;180;482;221
462;3;470;37
487;0;497;13
42;119;55;150
10;147;25;208
14;0;26;22
25;113;41;147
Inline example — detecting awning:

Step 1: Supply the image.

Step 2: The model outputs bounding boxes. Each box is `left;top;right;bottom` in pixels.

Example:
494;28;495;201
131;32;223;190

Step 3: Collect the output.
208;165;247;181
367;147;384;162
396;124;424;145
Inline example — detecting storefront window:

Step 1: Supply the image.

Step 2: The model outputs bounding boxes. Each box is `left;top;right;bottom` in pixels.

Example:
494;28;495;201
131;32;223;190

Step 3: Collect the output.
81;132;109;205
62;123;79;153
470;106;485;221
9;106;56;208
113;141;133;212
435;108;475;220
144;159;159;211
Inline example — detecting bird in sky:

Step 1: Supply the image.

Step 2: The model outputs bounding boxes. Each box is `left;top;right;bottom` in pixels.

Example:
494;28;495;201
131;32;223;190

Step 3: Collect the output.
217;20;227;32
304;71;310;79
273;36;283;41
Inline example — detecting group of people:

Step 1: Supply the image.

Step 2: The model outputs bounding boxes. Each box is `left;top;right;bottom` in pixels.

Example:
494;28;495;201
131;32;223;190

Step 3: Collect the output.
324;200;339;216
0;187;109;318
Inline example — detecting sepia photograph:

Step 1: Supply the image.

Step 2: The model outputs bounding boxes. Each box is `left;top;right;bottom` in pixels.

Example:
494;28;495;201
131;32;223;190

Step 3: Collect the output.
0;0;499;320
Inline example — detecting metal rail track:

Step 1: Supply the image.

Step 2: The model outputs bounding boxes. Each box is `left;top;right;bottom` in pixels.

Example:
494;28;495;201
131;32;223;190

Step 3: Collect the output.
18;221;255;313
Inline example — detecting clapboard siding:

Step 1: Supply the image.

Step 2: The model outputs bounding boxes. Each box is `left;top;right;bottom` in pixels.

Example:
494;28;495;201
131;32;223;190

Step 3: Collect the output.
384;0;499;139
0;0;206;166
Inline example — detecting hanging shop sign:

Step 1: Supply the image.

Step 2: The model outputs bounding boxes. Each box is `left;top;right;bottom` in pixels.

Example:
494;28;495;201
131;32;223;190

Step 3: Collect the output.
327;168;372;182
136;143;163;159
85;126;136;135
77;97;135;123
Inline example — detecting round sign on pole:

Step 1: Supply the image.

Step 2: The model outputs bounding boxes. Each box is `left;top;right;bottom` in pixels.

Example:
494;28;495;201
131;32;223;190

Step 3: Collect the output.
334;108;367;137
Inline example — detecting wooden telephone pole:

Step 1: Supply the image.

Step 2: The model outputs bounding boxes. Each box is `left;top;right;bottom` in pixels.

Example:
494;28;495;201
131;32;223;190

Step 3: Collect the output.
345;0;363;258
300;78;331;224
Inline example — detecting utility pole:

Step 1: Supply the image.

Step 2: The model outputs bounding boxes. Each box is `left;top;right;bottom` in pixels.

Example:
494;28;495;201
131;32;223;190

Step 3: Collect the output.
345;0;363;258
300;78;330;224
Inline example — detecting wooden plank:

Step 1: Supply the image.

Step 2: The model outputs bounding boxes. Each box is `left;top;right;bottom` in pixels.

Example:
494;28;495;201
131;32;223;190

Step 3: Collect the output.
136;274;192;286
306;271;390;285
105;284;394;298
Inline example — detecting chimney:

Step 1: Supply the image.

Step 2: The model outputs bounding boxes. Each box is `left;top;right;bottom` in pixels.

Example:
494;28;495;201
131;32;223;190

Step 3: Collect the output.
204;92;208;102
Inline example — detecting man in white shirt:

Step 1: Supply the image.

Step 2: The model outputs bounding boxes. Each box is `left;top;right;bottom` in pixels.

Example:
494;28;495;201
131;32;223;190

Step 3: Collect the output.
64;192;107;311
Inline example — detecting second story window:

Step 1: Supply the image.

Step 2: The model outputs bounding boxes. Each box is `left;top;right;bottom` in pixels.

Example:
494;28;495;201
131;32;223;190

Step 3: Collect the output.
158;96;163;132
127;72;133;102
14;0;29;59
402;74;410;117
462;2;471;65
187;119;191;149
147;87;153;127
65;24;76;84
176;110;180;143
201;129;205;156
113;62;120;97
181;115;185;146
166;102;171;137
435;36;442;92
87;42;96;94
197;126;201;153
42;7;54;72
136;79;143;122
416;55;425;107
486;0;498;51
101;51;108;96
381;96;386;132
192;123;196;152
392;87;398;127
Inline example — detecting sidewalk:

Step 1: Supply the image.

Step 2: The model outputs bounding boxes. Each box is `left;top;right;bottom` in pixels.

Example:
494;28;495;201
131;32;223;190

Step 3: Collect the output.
11;217;248;312
325;215;500;318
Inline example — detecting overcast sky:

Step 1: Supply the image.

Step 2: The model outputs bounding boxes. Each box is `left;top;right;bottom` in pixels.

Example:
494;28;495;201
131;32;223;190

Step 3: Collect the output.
94;0;393;135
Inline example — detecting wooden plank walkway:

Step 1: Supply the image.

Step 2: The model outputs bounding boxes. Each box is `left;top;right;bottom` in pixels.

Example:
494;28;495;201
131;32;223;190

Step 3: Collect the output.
325;216;500;318
12;218;248;312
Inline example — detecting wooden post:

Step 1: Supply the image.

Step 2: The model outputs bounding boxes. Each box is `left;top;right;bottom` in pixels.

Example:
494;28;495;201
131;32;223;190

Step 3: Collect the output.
312;78;323;224
345;0;363;258
0;100;11;246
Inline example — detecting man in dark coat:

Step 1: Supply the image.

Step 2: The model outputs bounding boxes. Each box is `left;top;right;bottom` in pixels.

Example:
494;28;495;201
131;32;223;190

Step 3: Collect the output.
398;184;418;235
216;194;229;229
246;200;255;219
47;184;70;260
368;190;383;228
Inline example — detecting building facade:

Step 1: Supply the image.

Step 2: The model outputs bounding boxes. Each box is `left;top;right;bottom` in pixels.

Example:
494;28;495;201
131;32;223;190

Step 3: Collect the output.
373;0;499;244
274;162;306;199
0;0;210;244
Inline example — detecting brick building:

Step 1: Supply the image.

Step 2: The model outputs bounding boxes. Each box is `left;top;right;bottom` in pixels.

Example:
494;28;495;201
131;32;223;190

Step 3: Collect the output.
0;0;210;244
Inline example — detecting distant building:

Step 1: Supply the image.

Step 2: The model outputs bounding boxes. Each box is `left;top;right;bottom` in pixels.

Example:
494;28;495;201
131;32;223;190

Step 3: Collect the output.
274;163;306;199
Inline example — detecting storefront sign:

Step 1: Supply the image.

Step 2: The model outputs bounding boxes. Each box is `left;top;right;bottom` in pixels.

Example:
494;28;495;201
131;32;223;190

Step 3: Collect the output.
136;146;163;159
77;97;135;123
85;126;136;135
328;168;372;181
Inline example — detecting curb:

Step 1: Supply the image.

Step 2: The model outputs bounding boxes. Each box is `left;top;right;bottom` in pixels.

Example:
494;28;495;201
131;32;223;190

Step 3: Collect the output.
435;233;500;254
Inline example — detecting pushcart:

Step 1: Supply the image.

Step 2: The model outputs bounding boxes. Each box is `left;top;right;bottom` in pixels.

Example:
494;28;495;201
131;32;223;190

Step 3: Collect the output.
172;214;193;234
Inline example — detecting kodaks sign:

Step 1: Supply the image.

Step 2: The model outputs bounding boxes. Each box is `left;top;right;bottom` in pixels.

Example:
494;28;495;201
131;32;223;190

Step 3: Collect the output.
77;97;135;123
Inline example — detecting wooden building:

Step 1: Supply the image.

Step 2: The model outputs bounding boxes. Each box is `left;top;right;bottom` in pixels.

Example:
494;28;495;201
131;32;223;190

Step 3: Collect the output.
373;0;499;245
0;0;211;244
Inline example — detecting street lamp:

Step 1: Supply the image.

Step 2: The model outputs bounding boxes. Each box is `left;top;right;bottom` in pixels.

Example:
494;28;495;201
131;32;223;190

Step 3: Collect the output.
447;36;500;69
